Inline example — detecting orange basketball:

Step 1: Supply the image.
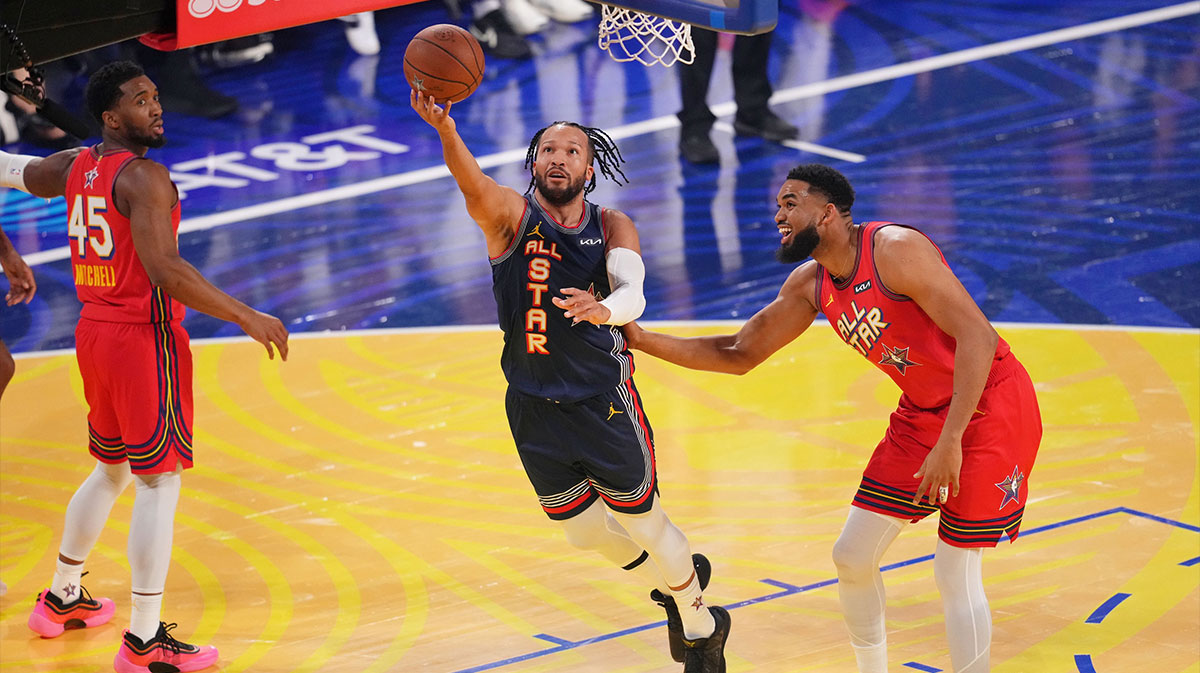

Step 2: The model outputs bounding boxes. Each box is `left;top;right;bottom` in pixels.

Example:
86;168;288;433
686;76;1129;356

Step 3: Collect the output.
403;24;485;104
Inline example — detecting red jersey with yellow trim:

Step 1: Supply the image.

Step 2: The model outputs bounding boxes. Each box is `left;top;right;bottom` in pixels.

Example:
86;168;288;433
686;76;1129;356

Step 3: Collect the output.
65;146;185;324
816;221;1010;409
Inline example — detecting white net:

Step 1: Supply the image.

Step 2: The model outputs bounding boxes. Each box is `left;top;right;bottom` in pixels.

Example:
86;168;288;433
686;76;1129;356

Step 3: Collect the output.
597;5;695;67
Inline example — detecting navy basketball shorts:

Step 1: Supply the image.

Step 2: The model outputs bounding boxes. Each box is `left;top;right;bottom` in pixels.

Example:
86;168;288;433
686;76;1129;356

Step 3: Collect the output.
505;379;659;520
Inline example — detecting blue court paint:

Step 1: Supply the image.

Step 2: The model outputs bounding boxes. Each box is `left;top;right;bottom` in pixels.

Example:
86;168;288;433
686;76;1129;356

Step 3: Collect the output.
1085;593;1132;624
903;663;943;672
1075;654;1098;673
1180;556;1200;567
532;634;574;646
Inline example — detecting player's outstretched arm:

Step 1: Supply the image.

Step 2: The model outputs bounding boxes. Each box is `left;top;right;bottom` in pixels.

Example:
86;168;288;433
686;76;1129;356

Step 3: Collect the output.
624;261;821;374
0;228;36;306
1;148;84;198
120;160;289;361
409;91;524;256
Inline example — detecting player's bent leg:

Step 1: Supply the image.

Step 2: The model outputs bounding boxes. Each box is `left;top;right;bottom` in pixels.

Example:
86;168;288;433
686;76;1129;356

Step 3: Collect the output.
832;507;908;673
934;540;990;673
28;461;130;638
614;502;717;641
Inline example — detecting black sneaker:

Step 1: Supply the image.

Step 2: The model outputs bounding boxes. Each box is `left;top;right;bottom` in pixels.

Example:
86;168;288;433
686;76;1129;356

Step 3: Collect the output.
650;553;712;662
679;133;719;164
733;111;799;142
470;10;532;59
681;605;731;673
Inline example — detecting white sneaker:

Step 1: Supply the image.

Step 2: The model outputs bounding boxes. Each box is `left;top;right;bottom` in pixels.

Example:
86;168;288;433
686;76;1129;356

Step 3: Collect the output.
341;12;380;56
529;0;594;22
503;0;549;35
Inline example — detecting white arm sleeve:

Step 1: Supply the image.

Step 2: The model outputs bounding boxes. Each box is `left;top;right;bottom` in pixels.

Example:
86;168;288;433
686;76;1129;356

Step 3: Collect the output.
1;150;34;193
599;247;646;326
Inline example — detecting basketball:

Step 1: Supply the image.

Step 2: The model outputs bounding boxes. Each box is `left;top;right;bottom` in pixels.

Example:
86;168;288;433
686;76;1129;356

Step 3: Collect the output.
403;24;485;104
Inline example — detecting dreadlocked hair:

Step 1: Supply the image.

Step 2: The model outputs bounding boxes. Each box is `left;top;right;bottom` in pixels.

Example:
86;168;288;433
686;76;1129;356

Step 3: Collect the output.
523;121;628;195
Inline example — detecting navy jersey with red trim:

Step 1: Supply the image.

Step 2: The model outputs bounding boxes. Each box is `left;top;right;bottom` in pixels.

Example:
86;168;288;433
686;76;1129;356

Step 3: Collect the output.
816;221;1011;409
65;145;185;324
491;195;634;402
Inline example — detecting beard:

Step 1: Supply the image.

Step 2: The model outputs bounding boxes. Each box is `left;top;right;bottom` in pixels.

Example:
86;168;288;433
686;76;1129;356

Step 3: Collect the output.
535;172;586;206
775;223;820;264
130;128;166;149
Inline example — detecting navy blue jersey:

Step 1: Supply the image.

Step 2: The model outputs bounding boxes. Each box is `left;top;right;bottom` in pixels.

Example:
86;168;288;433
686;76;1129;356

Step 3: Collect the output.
491;194;634;402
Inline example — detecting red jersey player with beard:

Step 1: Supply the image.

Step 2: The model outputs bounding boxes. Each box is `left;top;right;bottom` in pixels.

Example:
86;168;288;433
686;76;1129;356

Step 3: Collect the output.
624;164;1041;673
1;61;288;673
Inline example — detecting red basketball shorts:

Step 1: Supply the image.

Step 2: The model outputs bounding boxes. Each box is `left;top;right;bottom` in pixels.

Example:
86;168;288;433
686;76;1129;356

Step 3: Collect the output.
852;354;1042;548
75;318;194;474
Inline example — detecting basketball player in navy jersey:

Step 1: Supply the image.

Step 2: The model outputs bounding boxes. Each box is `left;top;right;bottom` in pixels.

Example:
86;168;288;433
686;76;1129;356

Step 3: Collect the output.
624;164;1041;673
411;91;730;671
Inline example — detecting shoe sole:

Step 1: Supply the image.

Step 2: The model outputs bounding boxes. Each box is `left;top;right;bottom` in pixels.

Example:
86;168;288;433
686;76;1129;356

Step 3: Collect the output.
114;645;219;673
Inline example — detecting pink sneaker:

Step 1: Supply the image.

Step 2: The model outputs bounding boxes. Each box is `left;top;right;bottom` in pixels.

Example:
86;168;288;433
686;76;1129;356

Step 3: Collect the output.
28;584;116;638
114;622;219;673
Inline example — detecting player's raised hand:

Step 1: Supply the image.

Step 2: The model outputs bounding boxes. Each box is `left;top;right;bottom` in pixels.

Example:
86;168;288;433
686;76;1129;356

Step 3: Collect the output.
554;287;611;326
411;90;455;132
239;310;290;361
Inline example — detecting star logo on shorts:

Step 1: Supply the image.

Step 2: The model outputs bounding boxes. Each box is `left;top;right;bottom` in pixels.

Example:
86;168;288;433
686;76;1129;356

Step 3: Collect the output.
994;465;1025;510
878;344;919;375
84;167;99;189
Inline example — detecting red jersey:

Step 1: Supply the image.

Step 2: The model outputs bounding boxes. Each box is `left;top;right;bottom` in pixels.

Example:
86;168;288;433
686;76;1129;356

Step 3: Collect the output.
816;222;1010;409
65;146;185;324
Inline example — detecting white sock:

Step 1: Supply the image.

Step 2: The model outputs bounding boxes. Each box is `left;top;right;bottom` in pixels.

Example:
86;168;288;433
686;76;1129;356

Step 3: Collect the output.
934;540;991;673
833;507;908;672
615;502;714;639
128;468;181;638
130;592;163;642
50;559;84;603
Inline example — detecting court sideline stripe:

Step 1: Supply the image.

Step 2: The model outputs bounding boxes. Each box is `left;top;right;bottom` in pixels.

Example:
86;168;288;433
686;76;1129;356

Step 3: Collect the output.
444;507;1197;673
11;320;1199;361
16;2;1199;268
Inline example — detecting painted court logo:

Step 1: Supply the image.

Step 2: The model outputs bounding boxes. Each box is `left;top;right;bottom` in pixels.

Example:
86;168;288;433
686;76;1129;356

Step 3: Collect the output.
188;0;273;19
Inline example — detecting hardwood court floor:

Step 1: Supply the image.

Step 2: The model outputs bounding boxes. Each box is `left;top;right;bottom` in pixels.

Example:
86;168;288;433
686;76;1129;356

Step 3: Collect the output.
1;324;1197;673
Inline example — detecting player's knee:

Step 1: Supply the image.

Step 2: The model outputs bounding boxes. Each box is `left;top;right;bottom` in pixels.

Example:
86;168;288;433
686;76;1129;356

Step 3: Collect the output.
831;534;869;580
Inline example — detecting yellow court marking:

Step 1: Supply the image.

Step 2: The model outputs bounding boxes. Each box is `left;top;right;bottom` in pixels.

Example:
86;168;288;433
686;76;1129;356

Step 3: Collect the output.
1;324;1196;672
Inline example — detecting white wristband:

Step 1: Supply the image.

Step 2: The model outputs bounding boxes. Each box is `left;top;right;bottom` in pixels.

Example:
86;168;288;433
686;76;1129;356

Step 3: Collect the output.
1;150;34;192
599;247;646;326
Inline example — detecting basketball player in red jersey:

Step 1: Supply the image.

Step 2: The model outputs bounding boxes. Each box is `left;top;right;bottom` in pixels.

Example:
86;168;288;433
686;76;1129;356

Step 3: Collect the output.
625;164;1041;673
412;90;730;671
1;61;288;673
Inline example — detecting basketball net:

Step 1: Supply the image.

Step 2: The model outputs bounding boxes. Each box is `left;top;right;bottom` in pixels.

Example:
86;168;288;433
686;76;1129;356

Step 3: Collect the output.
598;5;694;67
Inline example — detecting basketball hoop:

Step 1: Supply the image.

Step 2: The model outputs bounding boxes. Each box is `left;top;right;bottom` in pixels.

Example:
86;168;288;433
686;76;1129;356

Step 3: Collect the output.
598;5;694;67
